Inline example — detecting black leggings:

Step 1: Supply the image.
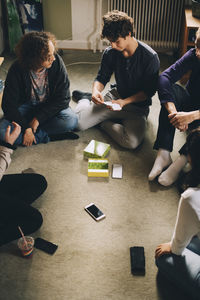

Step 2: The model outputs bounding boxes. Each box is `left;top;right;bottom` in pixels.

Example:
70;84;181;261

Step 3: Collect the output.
0;173;47;246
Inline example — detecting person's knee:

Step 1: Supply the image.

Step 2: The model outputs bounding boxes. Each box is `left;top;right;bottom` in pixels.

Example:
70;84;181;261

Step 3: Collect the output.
64;112;78;131
77;120;88;131
57;109;78;131
34;174;48;193
69;113;78;130
40;175;48;192
22;208;43;235
122;135;143;150
29;173;48;197
30;209;43;232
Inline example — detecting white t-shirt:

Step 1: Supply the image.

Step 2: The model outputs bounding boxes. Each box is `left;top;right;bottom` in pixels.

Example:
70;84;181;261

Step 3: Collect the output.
171;187;200;255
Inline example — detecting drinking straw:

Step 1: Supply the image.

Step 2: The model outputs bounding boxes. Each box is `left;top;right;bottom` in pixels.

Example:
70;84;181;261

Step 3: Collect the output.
18;226;28;249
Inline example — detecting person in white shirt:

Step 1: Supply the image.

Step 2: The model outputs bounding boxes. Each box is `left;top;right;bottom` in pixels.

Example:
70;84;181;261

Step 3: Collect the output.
155;128;200;299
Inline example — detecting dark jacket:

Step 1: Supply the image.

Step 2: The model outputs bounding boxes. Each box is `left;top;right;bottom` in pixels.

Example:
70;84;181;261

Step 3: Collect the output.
158;48;200;107
95;41;160;107
2;54;70;130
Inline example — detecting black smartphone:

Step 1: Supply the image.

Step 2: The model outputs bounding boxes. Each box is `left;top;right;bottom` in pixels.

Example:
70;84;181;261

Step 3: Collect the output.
130;246;145;275
34;237;58;255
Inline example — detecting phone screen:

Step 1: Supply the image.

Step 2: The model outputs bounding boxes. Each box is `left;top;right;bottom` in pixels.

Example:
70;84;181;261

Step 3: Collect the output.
34;238;58;255
112;164;123;179
85;204;104;219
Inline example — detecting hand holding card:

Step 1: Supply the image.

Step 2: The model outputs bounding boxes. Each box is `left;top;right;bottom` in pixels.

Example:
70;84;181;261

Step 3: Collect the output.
103;101;122;111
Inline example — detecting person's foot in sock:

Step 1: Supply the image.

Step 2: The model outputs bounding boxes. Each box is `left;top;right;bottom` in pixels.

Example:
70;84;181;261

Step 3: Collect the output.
158;154;188;186
49;132;79;141
148;149;172;181
72;90;92;102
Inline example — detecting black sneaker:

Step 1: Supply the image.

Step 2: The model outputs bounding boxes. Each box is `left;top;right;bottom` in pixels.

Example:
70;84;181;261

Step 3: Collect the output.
49;132;79;141
72;90;92;102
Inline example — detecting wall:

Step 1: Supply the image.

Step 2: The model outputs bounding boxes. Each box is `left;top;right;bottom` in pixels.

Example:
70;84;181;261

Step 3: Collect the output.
42;0;72;40
56;0;108;51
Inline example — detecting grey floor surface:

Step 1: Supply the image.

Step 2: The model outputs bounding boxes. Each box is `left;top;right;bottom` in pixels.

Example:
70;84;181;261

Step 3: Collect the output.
0;50;190;300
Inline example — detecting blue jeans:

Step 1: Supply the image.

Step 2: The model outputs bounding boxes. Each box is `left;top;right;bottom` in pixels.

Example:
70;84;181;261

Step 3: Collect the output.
0;102;78;145
156;236;200;300
154;84;200;152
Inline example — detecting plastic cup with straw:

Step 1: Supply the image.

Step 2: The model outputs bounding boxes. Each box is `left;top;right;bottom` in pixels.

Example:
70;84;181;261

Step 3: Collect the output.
17;226;34;257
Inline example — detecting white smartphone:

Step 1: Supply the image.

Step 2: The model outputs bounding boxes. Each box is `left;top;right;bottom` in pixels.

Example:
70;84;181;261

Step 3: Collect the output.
112;164;123;179
84;203;106;221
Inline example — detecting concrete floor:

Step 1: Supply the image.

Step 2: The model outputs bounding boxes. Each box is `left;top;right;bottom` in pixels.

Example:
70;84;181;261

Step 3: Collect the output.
0;50;189;300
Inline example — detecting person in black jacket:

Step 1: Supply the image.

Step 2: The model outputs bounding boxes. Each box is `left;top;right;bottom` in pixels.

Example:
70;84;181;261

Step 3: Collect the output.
0;31;78;146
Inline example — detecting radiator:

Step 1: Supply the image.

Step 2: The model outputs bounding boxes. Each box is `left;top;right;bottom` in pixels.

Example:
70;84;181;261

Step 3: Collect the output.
107;0;184;50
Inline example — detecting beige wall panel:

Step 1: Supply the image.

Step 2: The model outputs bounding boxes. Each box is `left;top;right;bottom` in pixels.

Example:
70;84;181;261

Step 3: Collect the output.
43;0;72;40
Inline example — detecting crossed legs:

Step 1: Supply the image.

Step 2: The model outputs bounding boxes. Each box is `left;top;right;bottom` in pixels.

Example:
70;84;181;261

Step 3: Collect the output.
75;89;149;149
0;104;78;145
0;173;47;246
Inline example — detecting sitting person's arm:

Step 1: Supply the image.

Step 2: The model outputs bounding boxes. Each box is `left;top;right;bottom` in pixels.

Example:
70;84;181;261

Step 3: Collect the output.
170;191;200;255
92;48;115;105
112;91;149;108
158;49;199;131
2;62;37;146
155;190;200;257
92;81;105;104
0;122;21;181
2;62;31;131
158;49;196;110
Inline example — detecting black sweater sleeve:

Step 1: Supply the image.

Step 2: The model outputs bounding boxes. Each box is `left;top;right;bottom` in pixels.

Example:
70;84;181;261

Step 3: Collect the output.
142;53;160;98
2;62;30;130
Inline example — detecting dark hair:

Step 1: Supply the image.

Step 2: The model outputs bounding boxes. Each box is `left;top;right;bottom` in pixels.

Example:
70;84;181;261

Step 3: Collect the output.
181;128;200;190
101;10;134;42
15;31;57;70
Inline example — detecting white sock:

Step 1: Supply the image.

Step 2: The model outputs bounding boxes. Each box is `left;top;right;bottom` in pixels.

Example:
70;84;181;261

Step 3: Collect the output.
158;154;188;186
148;149;172;181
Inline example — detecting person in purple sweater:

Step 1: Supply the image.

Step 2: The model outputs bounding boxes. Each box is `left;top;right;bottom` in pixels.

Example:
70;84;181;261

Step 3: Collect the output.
148;27;200;186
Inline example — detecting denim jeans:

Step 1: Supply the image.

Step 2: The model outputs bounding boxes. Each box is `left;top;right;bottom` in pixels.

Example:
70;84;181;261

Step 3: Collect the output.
0;102;78;145
156;236;200;300
154;84;200;152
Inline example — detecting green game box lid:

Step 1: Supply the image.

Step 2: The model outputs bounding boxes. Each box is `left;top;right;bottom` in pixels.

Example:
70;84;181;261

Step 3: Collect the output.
84;140;111;159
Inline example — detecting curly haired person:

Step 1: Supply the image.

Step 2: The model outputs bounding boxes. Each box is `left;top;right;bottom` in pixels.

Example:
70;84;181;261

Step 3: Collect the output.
0;31;78;146
73;10;160;149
